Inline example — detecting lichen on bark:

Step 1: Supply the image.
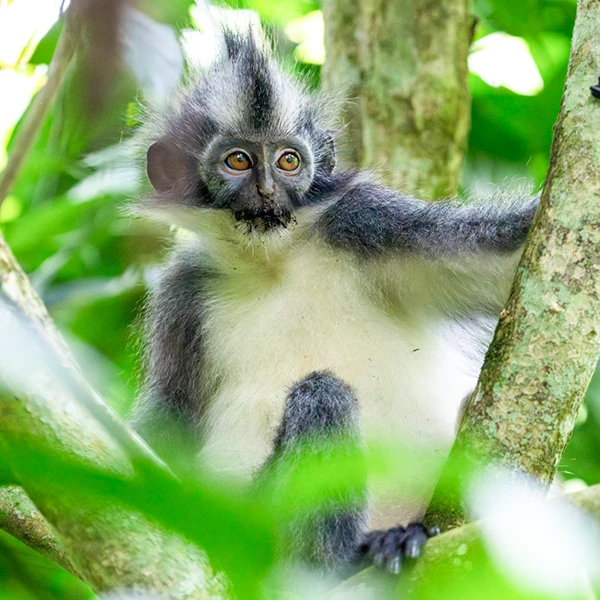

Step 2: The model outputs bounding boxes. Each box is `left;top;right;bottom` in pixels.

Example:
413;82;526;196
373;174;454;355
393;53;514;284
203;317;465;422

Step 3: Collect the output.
0;307;226;598
322;0;471;199
0;485;79;576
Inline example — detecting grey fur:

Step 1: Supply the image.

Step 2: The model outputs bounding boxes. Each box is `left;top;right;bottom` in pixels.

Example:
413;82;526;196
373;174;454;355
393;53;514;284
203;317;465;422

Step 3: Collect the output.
131;249;216;463
317;183;539;258
261;372;366;570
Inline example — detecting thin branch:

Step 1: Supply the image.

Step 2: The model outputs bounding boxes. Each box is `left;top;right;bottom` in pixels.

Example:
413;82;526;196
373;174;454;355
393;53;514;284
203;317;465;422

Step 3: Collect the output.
427;0;600;529
0;485;80;578
0;224;172;481
0;305;224;597
0;5;79;206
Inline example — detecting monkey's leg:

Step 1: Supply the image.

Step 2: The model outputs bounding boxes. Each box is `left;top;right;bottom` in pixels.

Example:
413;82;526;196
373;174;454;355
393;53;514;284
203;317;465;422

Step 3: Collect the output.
260;370;367;571
261;371;438;574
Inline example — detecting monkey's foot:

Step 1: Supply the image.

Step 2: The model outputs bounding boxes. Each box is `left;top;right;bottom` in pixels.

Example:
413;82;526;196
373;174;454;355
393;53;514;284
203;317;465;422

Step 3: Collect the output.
357;523;439;575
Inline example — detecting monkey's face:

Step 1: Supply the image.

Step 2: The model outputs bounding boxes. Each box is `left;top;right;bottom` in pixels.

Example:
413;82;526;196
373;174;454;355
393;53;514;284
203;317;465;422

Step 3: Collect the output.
146;134;319;234
199;136;315;232
143;29;338;235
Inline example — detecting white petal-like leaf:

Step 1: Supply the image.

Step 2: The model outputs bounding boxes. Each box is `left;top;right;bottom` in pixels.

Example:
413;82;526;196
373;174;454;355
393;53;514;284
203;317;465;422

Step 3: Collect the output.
121;7;184;107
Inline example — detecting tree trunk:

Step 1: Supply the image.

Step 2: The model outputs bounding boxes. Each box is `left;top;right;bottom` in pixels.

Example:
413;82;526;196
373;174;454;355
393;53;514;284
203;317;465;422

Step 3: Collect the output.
427;0;600;530
321;0;472;199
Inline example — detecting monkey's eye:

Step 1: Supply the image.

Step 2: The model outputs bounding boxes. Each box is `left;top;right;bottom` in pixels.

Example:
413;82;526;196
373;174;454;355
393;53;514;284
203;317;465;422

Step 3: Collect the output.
225;151;252;171
276;151;301;173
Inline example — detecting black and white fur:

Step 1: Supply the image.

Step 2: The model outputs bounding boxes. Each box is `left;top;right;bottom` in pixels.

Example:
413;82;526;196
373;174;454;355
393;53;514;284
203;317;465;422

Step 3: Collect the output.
131;27;538;573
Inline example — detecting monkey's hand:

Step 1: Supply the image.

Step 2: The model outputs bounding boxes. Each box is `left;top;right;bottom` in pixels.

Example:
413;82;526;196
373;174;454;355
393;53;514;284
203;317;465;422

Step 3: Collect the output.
356;523;439;575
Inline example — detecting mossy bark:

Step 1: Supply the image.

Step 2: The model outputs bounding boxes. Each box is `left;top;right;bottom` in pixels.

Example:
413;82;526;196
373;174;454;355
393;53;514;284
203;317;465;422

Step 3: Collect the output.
0;485;79;577
427;0;600;529
322;0;472;199
0;299;226;598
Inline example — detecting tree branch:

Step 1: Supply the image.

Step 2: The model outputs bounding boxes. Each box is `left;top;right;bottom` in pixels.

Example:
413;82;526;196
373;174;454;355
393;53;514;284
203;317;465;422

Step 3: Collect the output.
0;211;170;481
0;4;79;206
0;303;226;597
0;485;80;578
427;0;600;529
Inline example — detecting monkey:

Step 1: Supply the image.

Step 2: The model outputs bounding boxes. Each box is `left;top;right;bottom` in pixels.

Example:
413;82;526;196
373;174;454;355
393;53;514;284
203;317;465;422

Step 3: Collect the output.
130;26;538;575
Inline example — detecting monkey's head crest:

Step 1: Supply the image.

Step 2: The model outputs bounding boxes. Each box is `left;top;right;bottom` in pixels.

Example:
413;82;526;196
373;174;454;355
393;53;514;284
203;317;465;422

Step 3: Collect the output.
143;26;339;234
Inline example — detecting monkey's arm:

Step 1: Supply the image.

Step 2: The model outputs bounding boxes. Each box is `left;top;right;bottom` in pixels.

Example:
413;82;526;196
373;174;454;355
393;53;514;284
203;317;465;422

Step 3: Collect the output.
317;182;538;311
130;252;209;462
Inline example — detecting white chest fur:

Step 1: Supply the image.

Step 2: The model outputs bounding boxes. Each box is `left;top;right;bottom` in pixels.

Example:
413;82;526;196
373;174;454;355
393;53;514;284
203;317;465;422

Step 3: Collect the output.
185;219;488;526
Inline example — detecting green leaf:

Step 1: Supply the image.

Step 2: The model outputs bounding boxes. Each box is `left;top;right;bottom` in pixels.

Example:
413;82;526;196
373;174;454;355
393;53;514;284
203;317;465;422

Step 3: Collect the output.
28;19;63;66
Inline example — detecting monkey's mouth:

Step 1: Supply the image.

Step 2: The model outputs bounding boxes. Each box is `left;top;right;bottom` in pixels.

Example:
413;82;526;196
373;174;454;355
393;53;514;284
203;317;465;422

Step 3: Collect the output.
232;204;293;232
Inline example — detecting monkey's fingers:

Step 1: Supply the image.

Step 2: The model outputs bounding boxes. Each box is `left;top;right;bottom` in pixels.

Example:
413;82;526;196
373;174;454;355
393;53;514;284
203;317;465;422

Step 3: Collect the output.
357;523;439;575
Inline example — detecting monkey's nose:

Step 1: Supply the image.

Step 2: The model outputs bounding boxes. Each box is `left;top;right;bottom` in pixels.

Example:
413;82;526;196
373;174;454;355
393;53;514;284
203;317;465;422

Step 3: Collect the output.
257;183;274;198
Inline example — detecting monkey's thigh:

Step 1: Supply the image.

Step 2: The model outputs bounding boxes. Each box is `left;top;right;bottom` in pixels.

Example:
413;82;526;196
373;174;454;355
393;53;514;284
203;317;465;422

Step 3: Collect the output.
259;370;367;570
260;370;439;575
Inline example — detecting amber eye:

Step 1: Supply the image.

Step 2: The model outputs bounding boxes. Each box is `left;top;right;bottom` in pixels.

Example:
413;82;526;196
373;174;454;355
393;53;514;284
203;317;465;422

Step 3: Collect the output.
277;151;301;173
225;151;252;171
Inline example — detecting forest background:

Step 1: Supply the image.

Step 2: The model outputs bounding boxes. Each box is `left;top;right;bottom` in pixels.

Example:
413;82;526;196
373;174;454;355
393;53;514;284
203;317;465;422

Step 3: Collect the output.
1;0;599;598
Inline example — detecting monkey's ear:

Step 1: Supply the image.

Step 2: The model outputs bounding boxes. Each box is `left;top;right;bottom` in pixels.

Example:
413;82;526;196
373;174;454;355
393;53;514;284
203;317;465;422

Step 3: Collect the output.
147;140;194;191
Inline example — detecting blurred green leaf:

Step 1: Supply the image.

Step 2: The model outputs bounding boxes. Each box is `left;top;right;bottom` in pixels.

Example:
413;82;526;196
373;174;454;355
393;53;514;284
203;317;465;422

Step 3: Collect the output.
0;530;92;600
138;0;194;31
28;19;63;66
